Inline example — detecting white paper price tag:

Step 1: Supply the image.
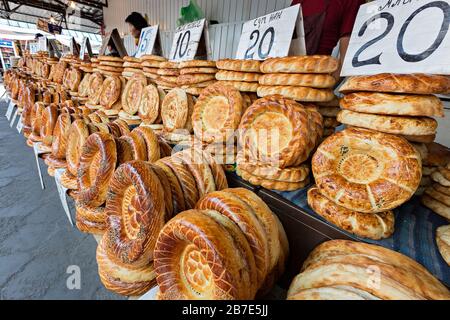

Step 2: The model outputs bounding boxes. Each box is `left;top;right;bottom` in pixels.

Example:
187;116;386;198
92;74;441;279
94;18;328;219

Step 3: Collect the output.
169;19;206;61
16;115;23;133
29;43;39;54
10;108;18;127
55;169;74;226
236;4;303;60
33;143;46;190
38;37;47;52
342;0;450;76
136;25;159;58
5;101;15;120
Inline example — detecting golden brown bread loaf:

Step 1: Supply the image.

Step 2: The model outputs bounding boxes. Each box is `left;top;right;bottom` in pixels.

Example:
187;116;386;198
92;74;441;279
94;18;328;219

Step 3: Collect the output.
139;84;164;123
121;131;147;161
60;170;78;190
132;126;161;163
339;73;450;94
237;166;310;191
87;72;104;105
215;70;260;82
216;80;259;92
161;88;193;132
75;203;107;235
180;67;217;75
216;59;261;72
436;225;450;266
100;76;122;109
260;55;339;74
40;104;58;146
312;127;422;213
257;85;335;102
154;209;257;300
192;83;243;143
77;132;117;207
337;110;438;136
154;160;186;213
121;75;147;115
259;73;336;88
307;187;395;240
288;240;450;300
340;92;444;117
239;95;323;168
51;113;72;160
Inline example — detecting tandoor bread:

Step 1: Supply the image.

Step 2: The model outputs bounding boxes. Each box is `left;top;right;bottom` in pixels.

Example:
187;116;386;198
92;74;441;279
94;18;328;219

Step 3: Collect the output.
161;88;194;132
258;85;335;102
259;73;336;88
287;240;450;300
340;92;444;117
139;84;165;123
216;70;260;82
436;225;450;265
312;127;422;213
216;59;261;72
337;110;438;136
237;166;310;191
260;55;338;74
216;80;259;92
339;73;450;95
239;95;323;168
180;67;217;75
307;187;395;240
179;60;216;68
192;82;243;143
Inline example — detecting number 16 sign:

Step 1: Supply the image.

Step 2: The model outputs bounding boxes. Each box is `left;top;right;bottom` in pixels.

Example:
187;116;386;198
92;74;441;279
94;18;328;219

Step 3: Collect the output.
342;0;450;76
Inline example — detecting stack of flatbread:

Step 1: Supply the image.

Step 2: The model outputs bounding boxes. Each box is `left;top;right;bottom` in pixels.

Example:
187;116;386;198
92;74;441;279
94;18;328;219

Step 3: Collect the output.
287;240;450;300
216;59;261;94
95;56;124;78
80;60;94;74
258;55;337;104
338;73;449;144
177;60;218;96
237;95;323;192
154;61;179;90
90;57;100;70
160;88;195;144
122;56;144;79
141;54;167;82
119;74;148;126
422;155;450;221
316;97;341;139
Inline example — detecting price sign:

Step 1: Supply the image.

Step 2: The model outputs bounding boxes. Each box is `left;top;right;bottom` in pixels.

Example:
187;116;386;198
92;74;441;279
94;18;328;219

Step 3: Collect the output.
342;0;450;76
5;100;15;120
136;25;160;58
10;108;18;127
16;115;23;133
55;169;74;226
33;143;46;190
236;4;306;60
169;19;209;61
29;43;39;54
38;37;47;51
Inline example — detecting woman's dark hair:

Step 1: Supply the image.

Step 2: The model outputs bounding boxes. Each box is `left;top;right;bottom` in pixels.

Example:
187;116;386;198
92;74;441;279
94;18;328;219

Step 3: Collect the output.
125;12;148;31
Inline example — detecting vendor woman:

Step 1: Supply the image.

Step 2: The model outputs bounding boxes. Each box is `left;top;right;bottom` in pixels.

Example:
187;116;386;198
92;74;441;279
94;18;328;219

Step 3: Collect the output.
125;12;149;44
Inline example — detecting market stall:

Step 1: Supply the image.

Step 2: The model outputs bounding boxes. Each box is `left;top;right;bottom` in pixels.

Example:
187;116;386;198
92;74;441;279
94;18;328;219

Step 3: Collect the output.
2;0;450;301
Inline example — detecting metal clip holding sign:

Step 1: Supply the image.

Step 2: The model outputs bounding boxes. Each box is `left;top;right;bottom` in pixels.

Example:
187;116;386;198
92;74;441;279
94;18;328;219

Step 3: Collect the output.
54;168;74;226
32;142;46;190
10;108;18;127
5;100;15;120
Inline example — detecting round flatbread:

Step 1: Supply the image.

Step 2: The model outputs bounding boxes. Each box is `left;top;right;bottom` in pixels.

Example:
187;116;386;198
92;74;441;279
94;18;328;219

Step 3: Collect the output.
257;85;334;102
259;73;336;88
260;55;338;74
216;59;261;72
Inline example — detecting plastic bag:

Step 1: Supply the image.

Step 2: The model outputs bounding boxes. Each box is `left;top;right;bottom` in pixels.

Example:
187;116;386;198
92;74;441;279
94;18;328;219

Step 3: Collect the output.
177;0;205;26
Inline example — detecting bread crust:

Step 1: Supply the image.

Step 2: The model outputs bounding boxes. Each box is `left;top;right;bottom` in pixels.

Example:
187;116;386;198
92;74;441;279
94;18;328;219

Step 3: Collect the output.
259;73;336;88
337;110;438;136
436;225;450;266
340;73;450;94
216;59;261;72
258;85;334;102
312;127;422;213
340;92;444;117
260;55;338;74
216;70;260;82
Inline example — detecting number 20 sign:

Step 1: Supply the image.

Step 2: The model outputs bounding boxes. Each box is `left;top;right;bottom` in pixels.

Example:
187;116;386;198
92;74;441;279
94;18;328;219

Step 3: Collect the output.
342;0;450;76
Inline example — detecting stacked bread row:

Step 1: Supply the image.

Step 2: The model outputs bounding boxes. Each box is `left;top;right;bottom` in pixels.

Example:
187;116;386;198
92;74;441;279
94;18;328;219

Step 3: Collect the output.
288;240;450;300
338;74;448;143
141;54;167;81
216;59;261;94
309;127;423;240
154;187;288;300
177;60;218;96
422;156;450;221
96;148;228;296
237;95;323;191
122;56;145;78
94;56;124;77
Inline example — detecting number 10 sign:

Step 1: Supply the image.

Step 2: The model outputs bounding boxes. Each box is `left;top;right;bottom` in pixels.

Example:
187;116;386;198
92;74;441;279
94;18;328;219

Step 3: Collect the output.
342;0;450;76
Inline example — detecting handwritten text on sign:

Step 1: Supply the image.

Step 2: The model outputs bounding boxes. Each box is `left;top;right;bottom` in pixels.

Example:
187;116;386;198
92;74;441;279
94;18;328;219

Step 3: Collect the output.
136;25;159;58
342;0;450;76
169;19;206;61
236;4;301;60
